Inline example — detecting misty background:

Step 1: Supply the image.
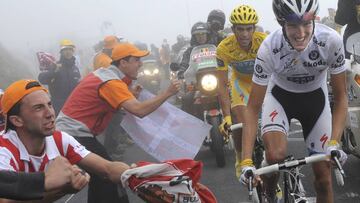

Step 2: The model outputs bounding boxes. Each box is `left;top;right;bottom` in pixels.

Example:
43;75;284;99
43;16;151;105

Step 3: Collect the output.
0;0;339;87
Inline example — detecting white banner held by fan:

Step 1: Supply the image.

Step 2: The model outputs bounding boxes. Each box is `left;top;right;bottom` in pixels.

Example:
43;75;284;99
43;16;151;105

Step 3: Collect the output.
121;90;211;161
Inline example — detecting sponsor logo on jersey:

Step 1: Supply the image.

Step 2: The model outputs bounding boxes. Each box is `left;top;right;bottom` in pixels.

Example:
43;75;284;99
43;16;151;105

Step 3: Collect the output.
254;64;267;78
284;58;298;70
254;73;268;79
287;76;315;84
255;64;263;73
303;60;327;67
331;55;345;69
336;54;344;63
230;59;255;74
272;42;284;54
309;50;320;60
313;36;326;47
334;47;342;56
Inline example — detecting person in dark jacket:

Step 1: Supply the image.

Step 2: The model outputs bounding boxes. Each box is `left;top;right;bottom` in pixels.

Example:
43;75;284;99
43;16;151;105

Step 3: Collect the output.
178;22;211;118
38;39;81;115
335;0;360;58
207;9;226;46
179;22;211;75
0;156;88;200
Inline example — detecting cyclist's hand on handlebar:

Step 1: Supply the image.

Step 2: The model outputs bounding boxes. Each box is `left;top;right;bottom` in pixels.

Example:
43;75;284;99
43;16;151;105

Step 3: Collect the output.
326;140;348;165
219;115;232;140
239;159;261;186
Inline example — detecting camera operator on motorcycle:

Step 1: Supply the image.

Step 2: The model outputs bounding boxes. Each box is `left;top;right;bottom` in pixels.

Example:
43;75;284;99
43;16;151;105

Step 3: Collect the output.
240;0;348;202
216;4;267;176
207;9;226;46
178;21;212;116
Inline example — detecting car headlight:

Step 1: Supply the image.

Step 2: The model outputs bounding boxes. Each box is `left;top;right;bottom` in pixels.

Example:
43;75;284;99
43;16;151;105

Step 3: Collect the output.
144;70;151;75
201;74;217;91
153;68;159;74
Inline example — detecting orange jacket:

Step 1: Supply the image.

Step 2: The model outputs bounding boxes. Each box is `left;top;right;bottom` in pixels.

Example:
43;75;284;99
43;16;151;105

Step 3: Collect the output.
93;52;112;70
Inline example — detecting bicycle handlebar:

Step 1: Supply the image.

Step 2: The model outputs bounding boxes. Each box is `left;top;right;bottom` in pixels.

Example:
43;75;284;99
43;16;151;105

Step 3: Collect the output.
230;123;243;131
255;154;328;175
225;123;243;135
246;153;345;200
253;153;345;186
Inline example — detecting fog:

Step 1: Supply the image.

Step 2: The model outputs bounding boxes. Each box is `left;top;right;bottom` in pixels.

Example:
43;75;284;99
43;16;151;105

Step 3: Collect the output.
0;0;338;73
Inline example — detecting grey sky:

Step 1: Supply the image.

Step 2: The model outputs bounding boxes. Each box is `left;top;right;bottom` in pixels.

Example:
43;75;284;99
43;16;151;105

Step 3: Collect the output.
0;0;338;69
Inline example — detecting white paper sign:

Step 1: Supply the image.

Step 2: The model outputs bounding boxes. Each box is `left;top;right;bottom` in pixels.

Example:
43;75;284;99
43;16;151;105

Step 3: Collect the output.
121;90;211;161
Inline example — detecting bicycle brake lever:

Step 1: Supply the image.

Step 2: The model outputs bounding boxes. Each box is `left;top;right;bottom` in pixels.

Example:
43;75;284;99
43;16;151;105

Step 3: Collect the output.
331;151;345;176
248;176;253;200
245;170;254;200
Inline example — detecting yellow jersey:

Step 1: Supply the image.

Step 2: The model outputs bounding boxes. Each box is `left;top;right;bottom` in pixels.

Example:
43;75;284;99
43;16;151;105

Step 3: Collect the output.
216;32;267;107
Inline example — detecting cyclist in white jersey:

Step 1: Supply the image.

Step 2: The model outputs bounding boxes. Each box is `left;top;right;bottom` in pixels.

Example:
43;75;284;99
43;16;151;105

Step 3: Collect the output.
240;0;348;202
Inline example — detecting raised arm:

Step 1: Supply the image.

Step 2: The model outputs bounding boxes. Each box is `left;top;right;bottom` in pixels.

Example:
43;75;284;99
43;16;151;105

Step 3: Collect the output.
121;80;181;118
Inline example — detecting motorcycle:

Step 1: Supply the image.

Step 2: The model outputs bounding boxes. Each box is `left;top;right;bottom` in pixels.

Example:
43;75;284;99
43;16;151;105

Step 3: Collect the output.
137;58;162;94
170;44;226;167
342;33;360;158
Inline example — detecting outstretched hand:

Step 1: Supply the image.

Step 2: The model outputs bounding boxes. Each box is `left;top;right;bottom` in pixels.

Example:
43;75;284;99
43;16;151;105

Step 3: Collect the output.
166;79;181;96
130;84;143;98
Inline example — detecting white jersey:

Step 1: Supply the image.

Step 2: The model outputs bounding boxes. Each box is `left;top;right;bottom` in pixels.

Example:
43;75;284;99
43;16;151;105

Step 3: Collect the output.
252;23;346;93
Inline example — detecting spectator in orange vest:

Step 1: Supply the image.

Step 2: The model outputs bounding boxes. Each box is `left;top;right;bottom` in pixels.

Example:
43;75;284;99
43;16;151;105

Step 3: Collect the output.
93;35;120;70
56;43;181;203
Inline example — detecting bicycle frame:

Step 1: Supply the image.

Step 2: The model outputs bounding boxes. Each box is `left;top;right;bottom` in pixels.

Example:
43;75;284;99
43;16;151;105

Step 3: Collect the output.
252;154;345;203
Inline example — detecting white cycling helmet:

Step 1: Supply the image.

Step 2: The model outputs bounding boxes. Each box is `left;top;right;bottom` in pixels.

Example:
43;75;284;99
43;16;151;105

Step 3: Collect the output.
272;0;319;25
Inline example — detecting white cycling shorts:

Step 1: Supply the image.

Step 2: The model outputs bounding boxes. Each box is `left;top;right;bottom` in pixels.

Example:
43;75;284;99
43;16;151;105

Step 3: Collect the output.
261;82;332;155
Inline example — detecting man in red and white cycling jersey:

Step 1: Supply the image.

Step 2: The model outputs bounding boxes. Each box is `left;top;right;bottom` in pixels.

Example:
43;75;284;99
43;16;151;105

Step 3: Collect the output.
240;0;348;202
0;79;130;202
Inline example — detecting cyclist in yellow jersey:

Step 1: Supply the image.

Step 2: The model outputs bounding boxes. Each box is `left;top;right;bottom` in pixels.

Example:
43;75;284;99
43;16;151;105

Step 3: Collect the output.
216;5;267;178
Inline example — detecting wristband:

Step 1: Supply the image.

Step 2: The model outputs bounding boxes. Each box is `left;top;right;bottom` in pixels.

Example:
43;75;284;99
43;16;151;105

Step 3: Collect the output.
240;159;254;167
328;139;339;147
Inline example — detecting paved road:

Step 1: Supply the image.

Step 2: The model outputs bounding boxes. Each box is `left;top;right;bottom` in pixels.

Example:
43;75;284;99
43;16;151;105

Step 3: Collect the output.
59;122;360;203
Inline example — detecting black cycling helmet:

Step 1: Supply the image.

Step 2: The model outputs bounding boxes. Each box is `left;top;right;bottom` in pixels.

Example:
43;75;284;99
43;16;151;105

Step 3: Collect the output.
272;0;319;25
191;22;209;35
207;9;226;30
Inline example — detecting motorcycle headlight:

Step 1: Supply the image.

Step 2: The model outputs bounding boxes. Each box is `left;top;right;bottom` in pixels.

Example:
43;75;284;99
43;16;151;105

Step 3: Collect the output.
153;68;159;74
201;74;218;91
144;69;151;75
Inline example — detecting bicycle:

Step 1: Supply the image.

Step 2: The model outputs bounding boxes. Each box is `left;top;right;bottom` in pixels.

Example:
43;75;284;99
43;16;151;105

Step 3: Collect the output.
227;123;345;203
227;123;283;202
246;152;345;203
